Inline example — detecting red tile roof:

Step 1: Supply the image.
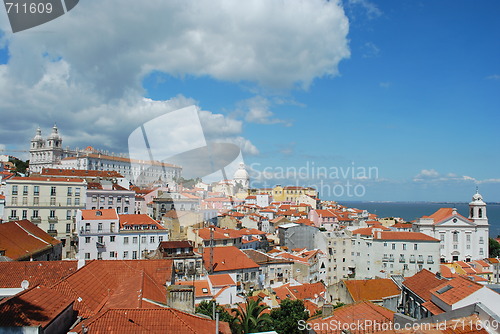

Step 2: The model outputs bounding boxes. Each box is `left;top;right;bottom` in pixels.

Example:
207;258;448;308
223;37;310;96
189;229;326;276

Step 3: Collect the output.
344;279;400;302
273;282;326;302
430;276;483;306
403;269;445;302
421;301;445;315
119;214;164;229
177;280;212;298
41;168;123;178
377;231;439;242
10;176;85;182
0;261;78;288
0;220;61;260
81;209;118;220
75;308;231;333
422;208;472;224
209;274;236;287
0;285;73;328
50;260;173;318
202;246;259;272
308;301;394;334
159;240;193;249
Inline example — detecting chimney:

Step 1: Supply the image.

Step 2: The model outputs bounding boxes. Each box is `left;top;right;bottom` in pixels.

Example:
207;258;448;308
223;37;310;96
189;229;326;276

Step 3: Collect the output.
322;304;334;318
167;285;195;314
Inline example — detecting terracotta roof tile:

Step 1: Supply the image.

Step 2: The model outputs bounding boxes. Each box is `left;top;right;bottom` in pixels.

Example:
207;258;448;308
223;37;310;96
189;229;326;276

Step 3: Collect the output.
423;208;472;224
0;220;61;260
0;261;79;288
403;269;444;302
308;301;394;334
75;308;231;333
41;168;123;178
378;231;439;242
209;274;235;287
202;246;259;272
421;300;445;315
119;214;164;229
344;279;400;302
81;209;118;221
177;280;212;298
0;285;73;328
430;276;483;306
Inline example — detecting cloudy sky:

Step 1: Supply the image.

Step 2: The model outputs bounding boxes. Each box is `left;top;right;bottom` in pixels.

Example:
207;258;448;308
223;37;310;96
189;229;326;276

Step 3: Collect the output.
0;0;499;201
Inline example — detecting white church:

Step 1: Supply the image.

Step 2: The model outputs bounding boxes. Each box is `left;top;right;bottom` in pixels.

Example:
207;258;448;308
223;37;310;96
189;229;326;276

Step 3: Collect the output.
413;191;489;263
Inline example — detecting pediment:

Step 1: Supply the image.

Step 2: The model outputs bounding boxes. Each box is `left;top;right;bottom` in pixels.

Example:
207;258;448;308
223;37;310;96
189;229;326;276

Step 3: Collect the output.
436;215;475;226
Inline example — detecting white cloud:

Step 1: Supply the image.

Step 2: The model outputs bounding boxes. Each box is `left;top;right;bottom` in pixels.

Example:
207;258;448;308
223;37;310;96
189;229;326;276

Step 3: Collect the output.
240;96;291;126
362;42;380;58
346;0;382;19
487;74;500;80
0;0;350;157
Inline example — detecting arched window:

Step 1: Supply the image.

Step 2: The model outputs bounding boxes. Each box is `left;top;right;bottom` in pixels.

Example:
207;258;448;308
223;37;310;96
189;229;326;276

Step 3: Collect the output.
478;208;483;218
470;208;474;218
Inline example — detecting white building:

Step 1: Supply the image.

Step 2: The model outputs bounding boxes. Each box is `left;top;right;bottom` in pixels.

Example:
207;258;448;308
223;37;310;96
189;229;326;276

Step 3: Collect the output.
86;181;135;214
352;228;441;279
3;176;86;258
77;209;169;260
413;191;489;262
29;126;182;186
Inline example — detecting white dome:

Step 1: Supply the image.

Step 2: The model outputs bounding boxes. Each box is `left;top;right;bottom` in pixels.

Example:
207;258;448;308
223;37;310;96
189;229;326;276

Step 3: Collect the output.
32;127;43;142
48;124;61;140
233;162;249;181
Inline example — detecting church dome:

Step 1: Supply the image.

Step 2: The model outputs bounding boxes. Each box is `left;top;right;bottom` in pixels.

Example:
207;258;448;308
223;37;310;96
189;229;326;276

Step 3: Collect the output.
48;124;61;140
233;162;249;181
32;127;44;142
472;192;483;201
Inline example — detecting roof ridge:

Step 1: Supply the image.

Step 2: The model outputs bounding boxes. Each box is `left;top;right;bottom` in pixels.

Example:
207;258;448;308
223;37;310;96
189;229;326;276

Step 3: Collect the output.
14;221;51;246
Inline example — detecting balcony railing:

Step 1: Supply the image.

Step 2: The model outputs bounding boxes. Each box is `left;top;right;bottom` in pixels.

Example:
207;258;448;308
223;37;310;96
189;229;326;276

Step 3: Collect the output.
31;217;41;223
417;259;424;263
96;241;106;248
399;258;406;263
48;217;58;222
388;258;394;262
409;258;416;263
79;229;115;235
427;260;434;264
382;256;389;262
47;229;58;236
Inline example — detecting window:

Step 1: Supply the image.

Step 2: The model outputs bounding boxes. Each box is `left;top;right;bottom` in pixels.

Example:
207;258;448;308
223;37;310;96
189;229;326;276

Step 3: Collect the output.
22;210;27;219
403;244;407;250
123;251;129;259
49;210;56;218
108;196;113;204
124;207;129;213
85;253;91;259
50;186;56;196
11;197;17;205
23;186;28;195
117;196;122;203
98;223;103;231
66;224;71;233
67;187;72;196
66;210;71;219
124;237;129;244
85;237;90;243
11;185;18;195
428;255;433;263
75;188;81;196
150;236;155;243
440;234;445;241
133;237;138;244
33;186;39;196
67;198;72;205
75;198;80;205
141;236;147;243
92;195;97;202
132;251;137;259
110;251;116;258
414;244;418;250
33;197;39;205
159;236;163;242
466;234;471;243
49;223;55;231
453;232;459;242
110;236;115;242
100;196;105;203
98;236;103;243
480;248;484;255
479;237;484;244
50;197;56;206
392;243;396;250
32;210;39;218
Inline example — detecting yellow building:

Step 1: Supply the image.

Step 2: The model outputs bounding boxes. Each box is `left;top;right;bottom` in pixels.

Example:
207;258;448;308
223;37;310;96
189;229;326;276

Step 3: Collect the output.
249;185;317;203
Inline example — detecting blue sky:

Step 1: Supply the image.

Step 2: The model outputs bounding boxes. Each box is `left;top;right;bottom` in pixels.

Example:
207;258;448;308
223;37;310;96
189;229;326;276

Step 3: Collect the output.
0;0;498;201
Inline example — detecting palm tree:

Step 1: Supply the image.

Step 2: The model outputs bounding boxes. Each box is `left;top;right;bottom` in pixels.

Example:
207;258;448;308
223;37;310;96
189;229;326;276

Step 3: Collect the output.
232;297;272;334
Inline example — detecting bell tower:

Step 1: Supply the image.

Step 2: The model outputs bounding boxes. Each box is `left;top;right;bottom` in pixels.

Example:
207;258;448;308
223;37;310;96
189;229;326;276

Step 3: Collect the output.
469;188;488;226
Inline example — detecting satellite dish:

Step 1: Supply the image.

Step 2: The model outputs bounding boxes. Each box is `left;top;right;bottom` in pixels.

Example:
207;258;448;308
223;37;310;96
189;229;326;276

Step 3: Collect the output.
21;280;29;290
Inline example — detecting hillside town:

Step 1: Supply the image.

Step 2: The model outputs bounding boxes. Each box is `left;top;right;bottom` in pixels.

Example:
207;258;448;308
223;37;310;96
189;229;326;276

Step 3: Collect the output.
0;127;499;333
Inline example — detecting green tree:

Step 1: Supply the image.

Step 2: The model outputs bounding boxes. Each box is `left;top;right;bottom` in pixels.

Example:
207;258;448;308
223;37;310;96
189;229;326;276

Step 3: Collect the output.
232;298;272;334
195;300;235;324
270;299;309;334
489;238;500;258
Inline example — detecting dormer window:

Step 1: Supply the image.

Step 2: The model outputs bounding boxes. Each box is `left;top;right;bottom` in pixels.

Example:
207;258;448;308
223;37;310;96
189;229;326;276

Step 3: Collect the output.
95;210;102;216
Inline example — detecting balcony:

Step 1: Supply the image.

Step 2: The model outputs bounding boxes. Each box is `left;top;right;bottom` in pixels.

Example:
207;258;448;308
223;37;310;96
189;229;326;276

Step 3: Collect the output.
409;258;416;263
388;258;394;262
8;216;19;221
79;229;115;235
31;216;41;223
382;256;389;262
96;241;106;248
399;258;406;263
47;230;58;237
417;259;424;263
427;260;434;264
48;216;58;223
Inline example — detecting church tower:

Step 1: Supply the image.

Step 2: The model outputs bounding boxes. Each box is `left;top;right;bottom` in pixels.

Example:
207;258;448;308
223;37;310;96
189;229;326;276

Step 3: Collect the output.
469;189;488;226
233;162;250;190
30;127;44;149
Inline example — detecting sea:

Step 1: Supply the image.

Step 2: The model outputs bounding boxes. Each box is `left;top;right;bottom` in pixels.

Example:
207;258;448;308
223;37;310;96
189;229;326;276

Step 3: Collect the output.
340;201;500;238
